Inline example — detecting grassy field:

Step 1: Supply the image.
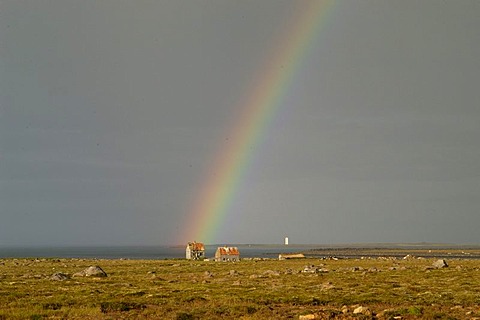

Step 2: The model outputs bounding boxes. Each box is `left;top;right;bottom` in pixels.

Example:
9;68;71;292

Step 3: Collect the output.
1;251;480;319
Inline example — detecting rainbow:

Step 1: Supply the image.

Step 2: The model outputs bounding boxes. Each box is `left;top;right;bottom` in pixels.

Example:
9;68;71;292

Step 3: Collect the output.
180;0;335;244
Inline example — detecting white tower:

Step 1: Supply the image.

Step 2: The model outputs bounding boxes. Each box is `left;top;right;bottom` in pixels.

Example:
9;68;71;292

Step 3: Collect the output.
284;237;289;245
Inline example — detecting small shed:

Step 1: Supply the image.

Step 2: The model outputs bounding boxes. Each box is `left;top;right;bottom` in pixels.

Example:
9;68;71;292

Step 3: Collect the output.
186;242;205;260
278;253;305;260
215;246;240;262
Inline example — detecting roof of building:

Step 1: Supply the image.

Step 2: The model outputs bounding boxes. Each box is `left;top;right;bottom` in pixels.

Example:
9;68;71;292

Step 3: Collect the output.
187;242;205;251
216;247;240;256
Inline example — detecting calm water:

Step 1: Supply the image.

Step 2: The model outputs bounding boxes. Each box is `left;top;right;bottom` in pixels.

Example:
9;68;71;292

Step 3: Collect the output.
3;244;477;260
0;245;311;259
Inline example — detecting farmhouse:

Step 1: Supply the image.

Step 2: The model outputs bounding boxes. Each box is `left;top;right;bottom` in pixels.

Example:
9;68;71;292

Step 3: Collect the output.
185;242;205;260
215;246;240;262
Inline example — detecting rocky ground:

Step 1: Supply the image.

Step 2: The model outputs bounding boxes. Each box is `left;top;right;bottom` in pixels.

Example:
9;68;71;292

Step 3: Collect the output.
1;248;480;319
302;245;480;260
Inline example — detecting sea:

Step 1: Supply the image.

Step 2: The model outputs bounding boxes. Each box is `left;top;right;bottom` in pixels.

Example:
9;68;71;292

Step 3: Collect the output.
2;243;479;260
0;245;313;260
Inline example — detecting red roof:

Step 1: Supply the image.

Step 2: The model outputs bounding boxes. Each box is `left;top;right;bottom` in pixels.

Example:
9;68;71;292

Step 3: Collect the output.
188;242;205;251
217;247;239;256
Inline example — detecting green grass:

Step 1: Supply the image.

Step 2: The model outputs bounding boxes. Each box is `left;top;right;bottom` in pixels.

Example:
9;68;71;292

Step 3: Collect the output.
1;253;480;319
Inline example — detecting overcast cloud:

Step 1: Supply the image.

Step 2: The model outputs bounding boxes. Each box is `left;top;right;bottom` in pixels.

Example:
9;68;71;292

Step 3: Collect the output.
1;0;479;246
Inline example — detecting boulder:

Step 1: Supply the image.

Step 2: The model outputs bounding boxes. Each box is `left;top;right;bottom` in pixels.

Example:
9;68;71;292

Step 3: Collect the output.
353;306;372;315
73;266;107;277
432;259;448;268
263;270;280;277
50;272;70;281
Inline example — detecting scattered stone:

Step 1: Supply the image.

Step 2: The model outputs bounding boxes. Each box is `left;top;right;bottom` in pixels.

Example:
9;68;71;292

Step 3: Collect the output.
203;271;214;278
351;266;364;272
263;270;280;276
433;259;448;268
341;305;349;314
73;266;107;277
229;270;239;276
376;308;396;319
353;306;371;315
320;282;335;290
50;272;70;281
232;280;241;286
301;265;327;273
299;314;316;320
302;265;317;273
284;268;295;274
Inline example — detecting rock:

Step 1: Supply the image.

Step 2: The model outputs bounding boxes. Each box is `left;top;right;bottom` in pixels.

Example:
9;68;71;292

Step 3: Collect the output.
353;306;371;315
299;314;316;320
302;265;317;273
203;271;214;278
73;266;107;277
284;268;294;274
263;270;280;276
302;265;327;273
50;272;70;281
321;282;335;290
433;259;448;268
229;270;239;276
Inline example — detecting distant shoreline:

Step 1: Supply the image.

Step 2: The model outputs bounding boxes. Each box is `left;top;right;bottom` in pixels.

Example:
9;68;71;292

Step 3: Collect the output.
2;243;480;260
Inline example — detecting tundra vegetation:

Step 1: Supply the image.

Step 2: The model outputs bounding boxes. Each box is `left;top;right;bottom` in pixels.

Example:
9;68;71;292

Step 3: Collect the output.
1;250;480;319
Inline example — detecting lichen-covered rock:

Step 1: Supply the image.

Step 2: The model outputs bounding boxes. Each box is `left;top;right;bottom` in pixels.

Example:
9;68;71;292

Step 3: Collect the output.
50;272;70;281
353;306;372;315
433;259;448;268
73;266;107;277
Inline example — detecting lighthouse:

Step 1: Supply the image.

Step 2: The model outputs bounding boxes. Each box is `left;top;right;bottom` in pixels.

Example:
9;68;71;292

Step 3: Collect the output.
284;237;289;246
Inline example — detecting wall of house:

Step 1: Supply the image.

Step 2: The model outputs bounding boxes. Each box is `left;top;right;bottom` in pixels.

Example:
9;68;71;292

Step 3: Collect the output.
215;254;239;262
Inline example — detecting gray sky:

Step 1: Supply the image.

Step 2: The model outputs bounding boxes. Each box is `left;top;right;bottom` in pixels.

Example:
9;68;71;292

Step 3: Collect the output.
1;0;479;246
